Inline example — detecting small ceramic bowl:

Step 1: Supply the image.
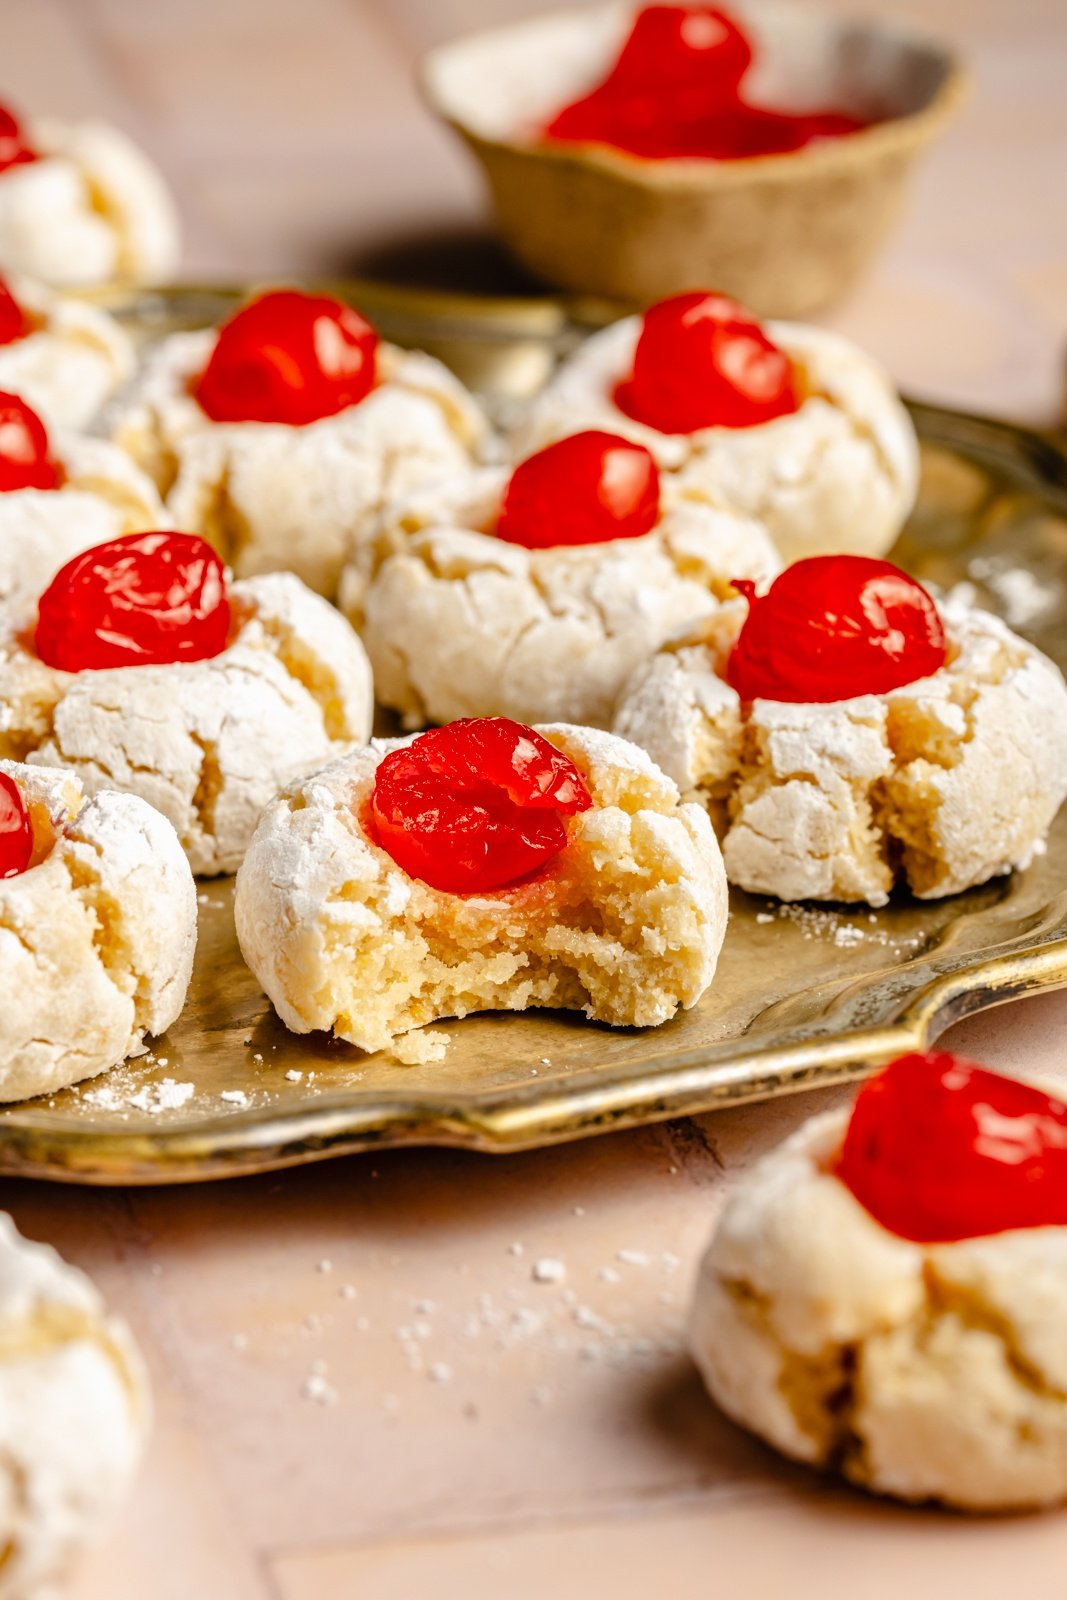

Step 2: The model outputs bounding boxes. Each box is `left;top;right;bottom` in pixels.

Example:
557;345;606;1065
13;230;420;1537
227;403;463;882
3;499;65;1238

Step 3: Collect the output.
421;0;967;318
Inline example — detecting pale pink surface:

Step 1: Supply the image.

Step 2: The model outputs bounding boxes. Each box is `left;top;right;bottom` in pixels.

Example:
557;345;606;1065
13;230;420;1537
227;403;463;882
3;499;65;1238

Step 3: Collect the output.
1;2;1066;1595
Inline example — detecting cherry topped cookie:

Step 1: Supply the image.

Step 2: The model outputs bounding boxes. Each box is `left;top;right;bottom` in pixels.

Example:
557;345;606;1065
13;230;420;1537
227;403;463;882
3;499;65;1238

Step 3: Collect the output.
235;717;727;1060
340;428;779;729
0;272;134;430
515;291;918;565
0;531;373;874
0;99;179;286
112;289;492;598
690;1051;1067;1511
615;554;1067;904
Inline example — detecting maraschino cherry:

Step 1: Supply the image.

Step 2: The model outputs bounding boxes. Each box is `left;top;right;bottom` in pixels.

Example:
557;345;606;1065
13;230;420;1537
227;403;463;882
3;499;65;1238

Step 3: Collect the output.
196;290;379;427
615;292;800;434
0;393;62;493
369;717;593;895
496;431;660;549
35;532;231;672
0;278;31;346
0;774;33;880
726;555;947;703
837;1051;1067;1243
0;105;37;177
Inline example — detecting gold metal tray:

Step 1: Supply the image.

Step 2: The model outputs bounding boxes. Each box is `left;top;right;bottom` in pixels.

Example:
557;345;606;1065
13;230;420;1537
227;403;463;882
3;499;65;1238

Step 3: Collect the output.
3;285;1066;1184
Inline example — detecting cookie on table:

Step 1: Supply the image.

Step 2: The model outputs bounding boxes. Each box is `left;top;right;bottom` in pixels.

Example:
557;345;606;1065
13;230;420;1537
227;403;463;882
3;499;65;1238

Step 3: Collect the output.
340;429;780;729
615;555;1067;905
0;1211;149;1593
689;1051;1067;1511
514;291;918;566
0;532;374;875
0;392;163;607
235;718;727;1060
111;289;492;598
0;760;195;1101
0;99;178;286
0;272;134;430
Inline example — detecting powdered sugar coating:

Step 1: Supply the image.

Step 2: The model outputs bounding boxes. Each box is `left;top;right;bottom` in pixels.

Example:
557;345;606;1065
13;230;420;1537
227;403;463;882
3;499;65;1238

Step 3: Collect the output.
0;760;196;1101
112;329;493;598
0;431;163;609
340;464;780;729
0;119;179;286
615;600;1067;904
0;273;134;430
235;722;728;1054
689;1096;1067;1510
513;316;918;565
0;571;374;875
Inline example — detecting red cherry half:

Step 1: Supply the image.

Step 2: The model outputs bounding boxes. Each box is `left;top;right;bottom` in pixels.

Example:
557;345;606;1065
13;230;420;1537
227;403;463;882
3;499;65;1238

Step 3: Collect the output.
0;774;33;880
496;431;660;549
837;1051;1067;1243
35;532;231;672
196;290;379;427
0;105;38;177
0;278;31;346
0;393;61;493
368;717;593;895
615;291;800;434
725;556;947;703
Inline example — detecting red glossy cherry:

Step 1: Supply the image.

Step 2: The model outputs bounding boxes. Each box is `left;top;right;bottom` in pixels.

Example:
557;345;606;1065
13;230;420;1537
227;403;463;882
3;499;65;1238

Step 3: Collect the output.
35;532;231;673
837;1051;1067;1243
725;556;947;703
0;105;37;177
196;290;379;426
496;431;660;549
615;291;800;434
0;393;62;493
0;773;33;880
369;717;593;895
0;278;31;346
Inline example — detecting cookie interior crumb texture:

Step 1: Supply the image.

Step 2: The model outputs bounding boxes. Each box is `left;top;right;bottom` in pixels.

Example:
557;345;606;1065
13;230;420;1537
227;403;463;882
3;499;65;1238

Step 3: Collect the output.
234;723;728;1053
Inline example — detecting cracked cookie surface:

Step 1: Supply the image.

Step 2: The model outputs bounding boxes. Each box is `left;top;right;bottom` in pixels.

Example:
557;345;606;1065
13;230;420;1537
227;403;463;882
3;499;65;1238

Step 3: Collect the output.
0;761;196;1100
0;571;374;875
0;1209;149;1597
112;329;493;598
614;600;1067;904
339;465;780;729
689;1100;1067;1509
514;317;918;565
234;723;728;1056
0;273;134;430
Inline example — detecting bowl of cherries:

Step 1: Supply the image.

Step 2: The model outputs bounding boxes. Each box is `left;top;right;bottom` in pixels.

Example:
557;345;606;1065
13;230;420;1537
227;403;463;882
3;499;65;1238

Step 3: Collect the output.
422;0;966;317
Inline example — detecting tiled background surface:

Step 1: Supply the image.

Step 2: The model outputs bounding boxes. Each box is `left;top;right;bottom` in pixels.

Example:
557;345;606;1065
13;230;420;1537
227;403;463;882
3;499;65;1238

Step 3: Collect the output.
1;1;1066;1596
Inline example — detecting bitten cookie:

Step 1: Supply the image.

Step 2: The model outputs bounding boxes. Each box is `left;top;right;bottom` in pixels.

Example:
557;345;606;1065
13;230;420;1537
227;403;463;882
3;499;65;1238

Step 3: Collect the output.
514;295;918;565
0;761;195;1101
0;539;374;875
0;103;179;286
689;1053;1067;1511
615;560;1067;905
112;290;492;598
0;1211;150;1596
235;719;727;1056
340;434;780;729
0;272;134;430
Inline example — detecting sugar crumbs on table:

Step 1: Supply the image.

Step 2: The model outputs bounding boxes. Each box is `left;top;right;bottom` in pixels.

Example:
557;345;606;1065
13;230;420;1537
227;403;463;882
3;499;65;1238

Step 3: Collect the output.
301;1371;338;1406
598;1266;620;1284
285;1069;303;1082
508;1242;525;1257
532;1257;566;1284
339;1284;358;1301
316;1259;333;1274
220;1089;249;1106
428;1361;453;1384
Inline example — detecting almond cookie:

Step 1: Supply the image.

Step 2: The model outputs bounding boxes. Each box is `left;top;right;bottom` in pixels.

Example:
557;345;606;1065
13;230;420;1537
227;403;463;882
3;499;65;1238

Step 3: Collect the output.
690;1052;1067;1511
0;272;134;430
615;559;1067;905
0;102;179;286
0;536;374;875
0;1211;150;1596
112;289;492;598
235;718;727;1057
514;293;918;565
341;430;779;729
0;760;195;1100
0;399;163;608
